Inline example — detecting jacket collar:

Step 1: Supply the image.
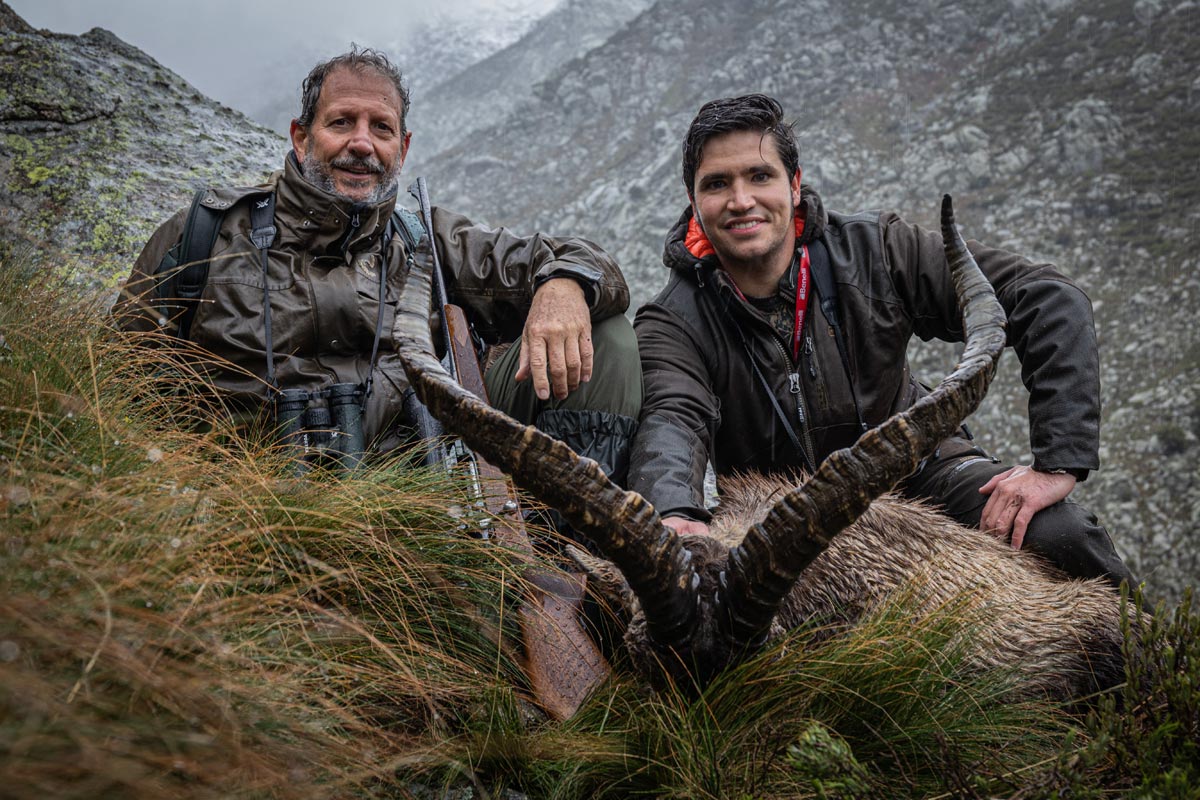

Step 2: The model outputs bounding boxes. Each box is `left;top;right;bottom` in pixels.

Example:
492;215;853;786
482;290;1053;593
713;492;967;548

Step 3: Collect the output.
272;151;399;257
662;184;828;280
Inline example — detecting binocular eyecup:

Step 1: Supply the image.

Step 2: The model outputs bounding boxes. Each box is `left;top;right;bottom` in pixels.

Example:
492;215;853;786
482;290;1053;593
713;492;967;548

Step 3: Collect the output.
272;382;366;473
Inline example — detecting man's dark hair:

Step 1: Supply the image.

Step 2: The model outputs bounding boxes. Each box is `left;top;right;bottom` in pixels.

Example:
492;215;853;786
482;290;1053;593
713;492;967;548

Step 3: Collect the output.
681;94;800;196
295;45;411;134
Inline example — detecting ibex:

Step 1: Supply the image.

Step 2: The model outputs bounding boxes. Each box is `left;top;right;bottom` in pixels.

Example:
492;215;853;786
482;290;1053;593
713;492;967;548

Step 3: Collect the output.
395;196;1127;702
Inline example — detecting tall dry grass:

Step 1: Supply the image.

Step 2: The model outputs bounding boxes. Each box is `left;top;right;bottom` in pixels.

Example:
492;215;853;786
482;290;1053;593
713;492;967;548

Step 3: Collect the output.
0;255;533;797
2;250;1192;799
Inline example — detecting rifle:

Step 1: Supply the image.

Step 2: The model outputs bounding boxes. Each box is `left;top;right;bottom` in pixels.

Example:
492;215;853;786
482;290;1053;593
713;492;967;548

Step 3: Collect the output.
405;178;609;720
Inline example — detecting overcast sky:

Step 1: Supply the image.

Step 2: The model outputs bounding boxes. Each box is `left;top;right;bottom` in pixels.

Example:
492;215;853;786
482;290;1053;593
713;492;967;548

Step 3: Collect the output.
7;0;547;115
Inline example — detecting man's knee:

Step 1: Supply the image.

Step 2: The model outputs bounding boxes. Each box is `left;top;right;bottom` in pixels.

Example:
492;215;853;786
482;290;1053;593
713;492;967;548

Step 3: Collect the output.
567;315;642;417
485;314;642;423
905;453;1133;589
1019;501;1134;588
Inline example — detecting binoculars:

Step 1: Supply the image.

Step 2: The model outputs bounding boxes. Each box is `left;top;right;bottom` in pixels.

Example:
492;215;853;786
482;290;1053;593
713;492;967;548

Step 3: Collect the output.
273;382;365;473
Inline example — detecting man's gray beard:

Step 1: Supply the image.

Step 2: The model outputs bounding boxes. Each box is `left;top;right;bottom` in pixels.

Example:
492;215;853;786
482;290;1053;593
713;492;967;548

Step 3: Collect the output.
300;148;401;204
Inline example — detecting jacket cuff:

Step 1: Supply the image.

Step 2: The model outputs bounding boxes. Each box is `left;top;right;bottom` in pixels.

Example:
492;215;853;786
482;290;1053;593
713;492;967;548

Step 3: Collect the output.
1034;464;1091;482
533;262;601;307
659;506;714;523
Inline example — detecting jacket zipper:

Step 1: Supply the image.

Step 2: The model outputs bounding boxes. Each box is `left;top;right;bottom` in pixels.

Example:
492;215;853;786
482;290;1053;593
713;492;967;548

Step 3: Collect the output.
770;335;817;471
339;212;362;258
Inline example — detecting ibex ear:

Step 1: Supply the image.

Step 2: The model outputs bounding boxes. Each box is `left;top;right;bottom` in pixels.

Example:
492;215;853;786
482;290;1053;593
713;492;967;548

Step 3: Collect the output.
566;545;639;621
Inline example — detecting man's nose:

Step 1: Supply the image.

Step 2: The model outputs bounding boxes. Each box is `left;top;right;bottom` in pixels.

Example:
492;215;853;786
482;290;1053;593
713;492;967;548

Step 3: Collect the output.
347;121;373;156
727;182;754;211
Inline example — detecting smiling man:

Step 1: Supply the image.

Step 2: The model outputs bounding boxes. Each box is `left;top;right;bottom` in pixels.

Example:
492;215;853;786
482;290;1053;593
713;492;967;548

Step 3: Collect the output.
627;93;1133;588
114;47;640;483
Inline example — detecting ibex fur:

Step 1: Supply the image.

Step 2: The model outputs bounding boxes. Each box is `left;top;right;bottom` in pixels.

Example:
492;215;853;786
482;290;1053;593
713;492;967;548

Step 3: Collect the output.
574;472;1127;701
395;195;1129;703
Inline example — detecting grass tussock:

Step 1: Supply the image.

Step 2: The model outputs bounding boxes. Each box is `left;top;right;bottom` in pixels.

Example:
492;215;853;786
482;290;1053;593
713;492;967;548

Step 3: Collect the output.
0;255;531;797
0;249;1196;798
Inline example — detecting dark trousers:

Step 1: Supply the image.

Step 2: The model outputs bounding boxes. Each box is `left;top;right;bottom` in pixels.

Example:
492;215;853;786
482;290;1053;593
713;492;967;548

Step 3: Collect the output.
483;314;643;485
483;315;643;422
901;445;1134;589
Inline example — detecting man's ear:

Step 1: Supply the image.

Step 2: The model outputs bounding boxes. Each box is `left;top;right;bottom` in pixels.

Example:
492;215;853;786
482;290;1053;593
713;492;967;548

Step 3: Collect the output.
397;130;412;168
290;120;308;157
791;168;802;207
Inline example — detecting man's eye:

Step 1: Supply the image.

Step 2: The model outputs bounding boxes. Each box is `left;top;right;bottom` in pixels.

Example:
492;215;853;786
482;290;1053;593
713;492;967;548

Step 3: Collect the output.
752;172;771;182
704;180;726;191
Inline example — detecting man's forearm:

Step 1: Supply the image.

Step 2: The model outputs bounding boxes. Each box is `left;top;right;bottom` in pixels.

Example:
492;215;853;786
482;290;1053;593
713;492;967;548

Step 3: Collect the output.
627;412;711;520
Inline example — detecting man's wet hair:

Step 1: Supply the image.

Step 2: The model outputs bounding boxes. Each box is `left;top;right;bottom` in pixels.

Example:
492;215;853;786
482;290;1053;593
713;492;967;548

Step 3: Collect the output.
681;94;800;196
296;45;411;134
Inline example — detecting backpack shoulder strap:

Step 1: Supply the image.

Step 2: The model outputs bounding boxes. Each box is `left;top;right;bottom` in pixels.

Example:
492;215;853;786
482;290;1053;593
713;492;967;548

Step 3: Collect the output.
155;189;274;340
807;237;868;432
391;207;427;252
806;237;841;329
154;188;225;339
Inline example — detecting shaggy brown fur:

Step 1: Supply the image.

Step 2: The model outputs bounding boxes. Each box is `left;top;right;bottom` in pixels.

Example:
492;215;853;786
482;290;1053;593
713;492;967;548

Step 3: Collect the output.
576;473;1128;702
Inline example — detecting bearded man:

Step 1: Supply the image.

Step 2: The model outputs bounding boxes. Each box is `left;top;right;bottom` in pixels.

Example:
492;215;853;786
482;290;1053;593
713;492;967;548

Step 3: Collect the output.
114;47;640;481
627;93;1132;587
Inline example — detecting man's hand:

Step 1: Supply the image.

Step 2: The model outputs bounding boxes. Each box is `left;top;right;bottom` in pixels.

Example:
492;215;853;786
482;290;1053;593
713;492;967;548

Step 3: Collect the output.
516;277;593;400
979;466;1076;551
662;516;711;536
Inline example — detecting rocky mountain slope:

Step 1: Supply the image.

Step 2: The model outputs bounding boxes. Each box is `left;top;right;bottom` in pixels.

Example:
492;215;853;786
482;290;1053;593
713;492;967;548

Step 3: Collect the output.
0;3;285;284
418;0;1200;600
403;0;653;165
0;0;1194;599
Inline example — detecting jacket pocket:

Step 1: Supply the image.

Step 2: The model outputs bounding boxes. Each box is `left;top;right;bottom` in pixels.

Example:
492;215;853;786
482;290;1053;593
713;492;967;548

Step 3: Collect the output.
803;333;830;413
362;355;413;456
205;235;296;290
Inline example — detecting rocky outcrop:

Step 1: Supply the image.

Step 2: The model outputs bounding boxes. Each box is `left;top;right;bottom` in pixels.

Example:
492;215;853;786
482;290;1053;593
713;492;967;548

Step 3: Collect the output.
0;1;285;289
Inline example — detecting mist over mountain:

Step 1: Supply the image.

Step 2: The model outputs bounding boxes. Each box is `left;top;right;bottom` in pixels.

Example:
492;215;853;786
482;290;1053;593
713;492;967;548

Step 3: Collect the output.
402;0;653;167
248;0;560;135
0;0;1195;598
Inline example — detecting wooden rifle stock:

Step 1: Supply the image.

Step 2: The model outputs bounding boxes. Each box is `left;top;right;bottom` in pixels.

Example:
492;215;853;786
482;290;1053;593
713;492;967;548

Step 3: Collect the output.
406;177;608;719
442;303;610;720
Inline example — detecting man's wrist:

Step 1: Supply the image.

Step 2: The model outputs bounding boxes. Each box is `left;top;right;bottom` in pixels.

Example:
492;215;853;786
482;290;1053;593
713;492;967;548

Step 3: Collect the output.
533;265;598;306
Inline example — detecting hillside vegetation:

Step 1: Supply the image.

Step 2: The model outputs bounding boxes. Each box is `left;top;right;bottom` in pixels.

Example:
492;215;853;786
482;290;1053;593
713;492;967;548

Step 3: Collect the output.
1;241;1197;798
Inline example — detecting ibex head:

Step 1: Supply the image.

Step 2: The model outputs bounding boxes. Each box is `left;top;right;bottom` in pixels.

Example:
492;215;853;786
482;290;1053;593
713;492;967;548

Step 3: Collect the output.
395;196;1008;689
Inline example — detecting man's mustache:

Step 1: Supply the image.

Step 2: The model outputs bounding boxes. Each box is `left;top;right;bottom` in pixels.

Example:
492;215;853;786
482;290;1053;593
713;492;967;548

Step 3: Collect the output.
330;155;385;175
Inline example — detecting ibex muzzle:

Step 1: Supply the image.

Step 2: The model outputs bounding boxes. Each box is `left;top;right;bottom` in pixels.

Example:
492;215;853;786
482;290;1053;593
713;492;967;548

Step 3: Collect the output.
395;196;1125;699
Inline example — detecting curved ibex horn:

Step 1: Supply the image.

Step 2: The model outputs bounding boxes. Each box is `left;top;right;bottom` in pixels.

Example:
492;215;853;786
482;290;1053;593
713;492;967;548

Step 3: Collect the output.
393;239;698;648
722;195;1008;648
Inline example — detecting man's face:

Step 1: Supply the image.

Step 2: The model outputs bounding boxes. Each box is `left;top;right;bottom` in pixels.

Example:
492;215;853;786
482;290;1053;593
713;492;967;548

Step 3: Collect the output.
290;66;411;204
691;130;801;279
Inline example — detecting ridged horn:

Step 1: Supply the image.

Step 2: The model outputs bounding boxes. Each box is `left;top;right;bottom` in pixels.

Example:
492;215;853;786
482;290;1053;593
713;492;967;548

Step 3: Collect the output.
393;239;698;648
722;194;1008;647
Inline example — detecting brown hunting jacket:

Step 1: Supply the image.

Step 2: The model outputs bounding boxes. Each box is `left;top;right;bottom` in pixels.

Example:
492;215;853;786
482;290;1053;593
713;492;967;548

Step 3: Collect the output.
629;186;1101;521
114;153;629;450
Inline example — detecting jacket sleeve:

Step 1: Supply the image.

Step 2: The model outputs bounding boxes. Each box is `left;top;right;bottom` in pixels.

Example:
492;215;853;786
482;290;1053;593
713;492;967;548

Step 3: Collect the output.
110;209;189;334
881;213;1101;478
627;301;717;519
429;206;629;343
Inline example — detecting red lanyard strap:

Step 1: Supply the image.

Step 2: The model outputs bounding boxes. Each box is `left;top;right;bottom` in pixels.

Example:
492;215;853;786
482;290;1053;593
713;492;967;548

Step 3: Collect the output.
791;245;811;362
